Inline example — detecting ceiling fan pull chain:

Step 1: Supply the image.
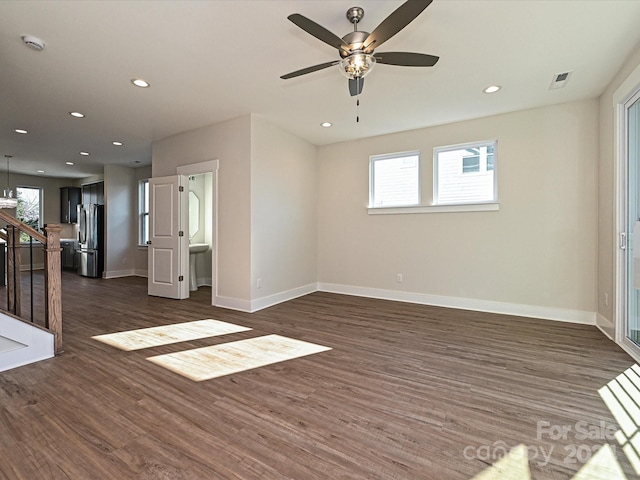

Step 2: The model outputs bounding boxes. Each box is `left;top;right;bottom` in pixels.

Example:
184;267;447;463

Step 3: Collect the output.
356;98;360;123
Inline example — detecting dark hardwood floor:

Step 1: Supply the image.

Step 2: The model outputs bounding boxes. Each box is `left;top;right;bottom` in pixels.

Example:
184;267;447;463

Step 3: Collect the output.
0;272;637;479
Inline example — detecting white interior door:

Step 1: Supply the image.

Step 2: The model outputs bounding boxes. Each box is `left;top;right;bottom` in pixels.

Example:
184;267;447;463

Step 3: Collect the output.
148;175;189;299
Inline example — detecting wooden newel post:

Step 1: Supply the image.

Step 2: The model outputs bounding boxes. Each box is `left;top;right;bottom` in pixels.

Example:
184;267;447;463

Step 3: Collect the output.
44;224;63;354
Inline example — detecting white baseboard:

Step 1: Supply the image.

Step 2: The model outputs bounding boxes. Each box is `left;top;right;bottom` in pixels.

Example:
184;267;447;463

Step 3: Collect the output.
317;283;596;325
134;269;148;278
215;295;252;313
197;277;212;287
103;269;136;279
215;283;318;313
596;313;615;341
250;283;318;313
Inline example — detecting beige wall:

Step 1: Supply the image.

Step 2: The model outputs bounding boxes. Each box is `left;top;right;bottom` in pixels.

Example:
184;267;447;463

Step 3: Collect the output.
104;164;137;276
250;115;317;300
13;173;79;239
152;115;252;303
318;100;599;316
598;46;640;337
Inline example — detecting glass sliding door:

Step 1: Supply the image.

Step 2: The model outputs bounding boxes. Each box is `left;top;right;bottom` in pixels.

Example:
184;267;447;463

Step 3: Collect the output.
626;92;640;349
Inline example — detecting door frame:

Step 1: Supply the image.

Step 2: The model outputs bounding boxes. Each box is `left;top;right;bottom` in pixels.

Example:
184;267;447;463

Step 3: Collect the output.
177;160;219;306
615;63;640;363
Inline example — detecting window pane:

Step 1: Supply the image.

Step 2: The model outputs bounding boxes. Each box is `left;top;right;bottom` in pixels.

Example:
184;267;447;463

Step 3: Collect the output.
435;142;496;205
17;186;42;241
143;180;149;211
142;213;149;244
139;179;150;244
462;155;480;173
371;153;420;207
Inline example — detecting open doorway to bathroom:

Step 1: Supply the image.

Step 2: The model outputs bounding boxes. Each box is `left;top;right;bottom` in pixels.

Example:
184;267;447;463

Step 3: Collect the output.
178;160;218;307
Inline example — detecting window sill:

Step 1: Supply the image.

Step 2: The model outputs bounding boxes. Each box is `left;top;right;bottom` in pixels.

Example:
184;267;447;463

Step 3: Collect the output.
368;202;500;215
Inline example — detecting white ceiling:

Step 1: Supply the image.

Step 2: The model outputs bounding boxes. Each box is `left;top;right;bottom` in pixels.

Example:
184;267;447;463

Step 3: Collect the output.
1;0;640;178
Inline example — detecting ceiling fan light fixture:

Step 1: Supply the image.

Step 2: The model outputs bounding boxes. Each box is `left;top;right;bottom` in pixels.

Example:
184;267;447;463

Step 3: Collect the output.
338;53;376;80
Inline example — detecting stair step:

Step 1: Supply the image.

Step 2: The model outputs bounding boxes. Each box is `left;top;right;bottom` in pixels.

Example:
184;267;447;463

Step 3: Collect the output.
0;335;27;354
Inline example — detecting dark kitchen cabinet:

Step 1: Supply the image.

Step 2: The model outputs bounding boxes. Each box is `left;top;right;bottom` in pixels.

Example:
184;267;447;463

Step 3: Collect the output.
82;181;104;206
60;187;81;223
61;239;77;270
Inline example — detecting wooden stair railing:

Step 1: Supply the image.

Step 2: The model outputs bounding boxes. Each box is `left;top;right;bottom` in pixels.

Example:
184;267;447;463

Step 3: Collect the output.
0;209;63;354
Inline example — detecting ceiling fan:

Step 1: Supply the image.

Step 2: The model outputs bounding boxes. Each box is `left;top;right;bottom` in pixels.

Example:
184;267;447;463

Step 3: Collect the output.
280;0;439;96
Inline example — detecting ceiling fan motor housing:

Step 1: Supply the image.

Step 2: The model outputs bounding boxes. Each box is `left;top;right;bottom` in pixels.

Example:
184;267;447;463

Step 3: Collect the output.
340;31;370;58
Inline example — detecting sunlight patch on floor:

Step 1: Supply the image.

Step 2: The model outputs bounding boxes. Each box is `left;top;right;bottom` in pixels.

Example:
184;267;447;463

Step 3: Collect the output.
147;334;331;381
468;443;627;480
92;319;251;351
572;444;627;480
598;363;640;475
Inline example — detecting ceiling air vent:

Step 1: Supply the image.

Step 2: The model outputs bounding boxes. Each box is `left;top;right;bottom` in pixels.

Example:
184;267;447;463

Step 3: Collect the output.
549;71;573;90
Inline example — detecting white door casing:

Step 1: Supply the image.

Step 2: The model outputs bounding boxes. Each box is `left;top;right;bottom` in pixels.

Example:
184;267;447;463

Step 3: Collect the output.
148;175;189;299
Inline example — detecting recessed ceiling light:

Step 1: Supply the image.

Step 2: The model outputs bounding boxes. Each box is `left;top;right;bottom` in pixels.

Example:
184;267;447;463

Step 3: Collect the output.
131;78;150;88
79;151;90;156
321;122;332;128
483;85;501;94
36;170;45;174
65;161;75;165
112;141;123;146
69;111;85;118
14;129;28;134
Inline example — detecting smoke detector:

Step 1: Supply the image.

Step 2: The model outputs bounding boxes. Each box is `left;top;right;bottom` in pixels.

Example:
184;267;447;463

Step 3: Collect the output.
21;35;45;51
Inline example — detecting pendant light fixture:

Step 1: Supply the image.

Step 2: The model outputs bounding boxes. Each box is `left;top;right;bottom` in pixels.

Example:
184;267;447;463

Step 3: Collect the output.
0;155;18;209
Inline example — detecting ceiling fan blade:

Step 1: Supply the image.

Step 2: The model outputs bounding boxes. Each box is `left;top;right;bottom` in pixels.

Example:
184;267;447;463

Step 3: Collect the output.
349;77;364;96
288;14;349;51
375;52;439;67
363;0;433;53
281;61;339;80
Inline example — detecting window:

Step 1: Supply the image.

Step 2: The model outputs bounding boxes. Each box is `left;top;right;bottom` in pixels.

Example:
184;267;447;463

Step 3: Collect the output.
139;179;149;245
369;151;420;208
17;186;42;242
434;140;497;205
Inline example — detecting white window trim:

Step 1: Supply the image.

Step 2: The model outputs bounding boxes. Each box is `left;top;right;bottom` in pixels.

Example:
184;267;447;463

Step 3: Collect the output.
138;179;149;247
368;202;499;215
433;139;498;206
369;150;421;208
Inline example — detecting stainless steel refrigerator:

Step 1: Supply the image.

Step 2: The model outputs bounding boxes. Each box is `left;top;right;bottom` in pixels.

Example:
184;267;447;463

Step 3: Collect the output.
77;204;104;278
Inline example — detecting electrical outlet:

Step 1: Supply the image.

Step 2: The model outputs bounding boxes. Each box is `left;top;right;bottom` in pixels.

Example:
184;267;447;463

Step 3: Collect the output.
257;278;262;289
396;273;403;283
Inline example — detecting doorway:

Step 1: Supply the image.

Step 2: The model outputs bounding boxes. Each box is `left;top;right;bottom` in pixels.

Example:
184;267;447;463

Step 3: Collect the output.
624;90;640;356
177;160;218;306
